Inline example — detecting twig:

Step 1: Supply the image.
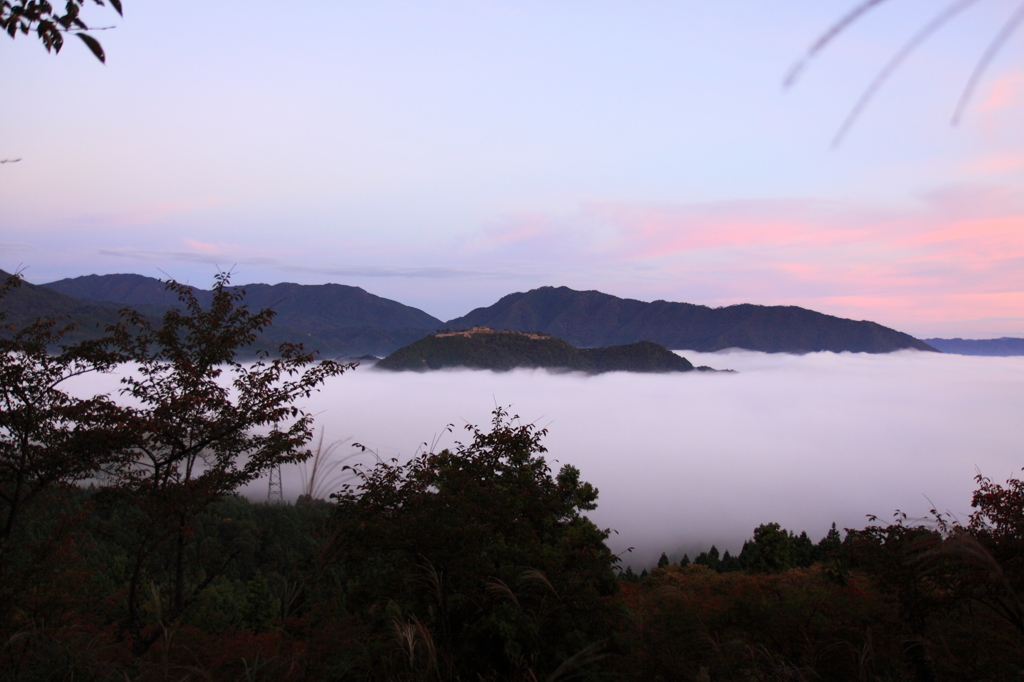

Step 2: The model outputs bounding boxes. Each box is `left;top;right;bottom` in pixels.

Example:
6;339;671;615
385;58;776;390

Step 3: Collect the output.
952;0;1024;124
832;0;980;147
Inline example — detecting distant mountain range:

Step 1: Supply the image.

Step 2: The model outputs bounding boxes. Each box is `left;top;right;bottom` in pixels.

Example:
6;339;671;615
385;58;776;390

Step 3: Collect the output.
0;273;126;344
923;338;1024;357
447;286;936;354
39;273;443;357
0;271;951;356
376;327;709;373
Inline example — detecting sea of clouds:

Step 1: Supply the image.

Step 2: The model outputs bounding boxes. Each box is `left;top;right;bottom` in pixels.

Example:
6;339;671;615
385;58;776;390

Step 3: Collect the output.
69;350;1024;570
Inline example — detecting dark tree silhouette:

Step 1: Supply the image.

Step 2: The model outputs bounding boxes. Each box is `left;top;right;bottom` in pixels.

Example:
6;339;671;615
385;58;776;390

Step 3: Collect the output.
101;272;352;658
2;0;122;62
0;271;129;625
330;406;619;680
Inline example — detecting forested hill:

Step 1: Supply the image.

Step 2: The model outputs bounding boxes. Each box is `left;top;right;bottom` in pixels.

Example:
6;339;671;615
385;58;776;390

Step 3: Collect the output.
15;273;939;355
42;273;442;357
0;271;123;342
924;337;1024;356
445;286;936;354
44;274;442;329
375;327;708;373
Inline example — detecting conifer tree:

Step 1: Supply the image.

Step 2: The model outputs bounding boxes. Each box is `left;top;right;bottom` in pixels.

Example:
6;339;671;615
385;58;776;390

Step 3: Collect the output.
817;522;843;556
242;571;278;633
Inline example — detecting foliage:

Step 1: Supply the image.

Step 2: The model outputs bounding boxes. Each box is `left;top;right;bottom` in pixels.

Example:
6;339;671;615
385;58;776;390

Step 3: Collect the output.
679;523;837;578
0;273;122;542
694;545;720;571
970;471;1024;570
1;0;121;62
838;508;1024;680
963;471;1024;633
2;463;1024;679
329;407;621;681
0;272;130;629
744;522;795;573
99;272;352;657
619;562;902;682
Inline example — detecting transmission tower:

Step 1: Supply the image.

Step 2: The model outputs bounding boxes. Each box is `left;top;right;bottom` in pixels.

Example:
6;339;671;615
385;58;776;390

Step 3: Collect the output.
267;465;284;505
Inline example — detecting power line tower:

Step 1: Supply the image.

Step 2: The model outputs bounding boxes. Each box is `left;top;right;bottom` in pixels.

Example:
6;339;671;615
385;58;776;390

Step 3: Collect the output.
267;465;284;505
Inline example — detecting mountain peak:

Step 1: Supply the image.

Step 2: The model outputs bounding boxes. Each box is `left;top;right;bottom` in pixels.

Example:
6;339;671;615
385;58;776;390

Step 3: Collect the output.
446;285;934;354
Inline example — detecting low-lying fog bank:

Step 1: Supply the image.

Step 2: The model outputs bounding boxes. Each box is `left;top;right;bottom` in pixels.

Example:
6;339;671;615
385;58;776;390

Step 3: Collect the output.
69;350;1024;570
291;350;1024;569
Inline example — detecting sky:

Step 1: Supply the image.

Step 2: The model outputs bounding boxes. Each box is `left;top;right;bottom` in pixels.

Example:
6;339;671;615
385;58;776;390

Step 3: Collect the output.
2;0;1024;337
66;350;1024;569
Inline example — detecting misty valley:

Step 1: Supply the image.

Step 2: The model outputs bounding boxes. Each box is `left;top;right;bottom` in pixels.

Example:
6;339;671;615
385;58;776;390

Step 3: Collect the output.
8;0;1024;677
3;272;1024;681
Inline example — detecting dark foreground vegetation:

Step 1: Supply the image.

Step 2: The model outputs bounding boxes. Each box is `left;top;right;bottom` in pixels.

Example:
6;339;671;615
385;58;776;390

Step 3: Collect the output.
2;271;1022;681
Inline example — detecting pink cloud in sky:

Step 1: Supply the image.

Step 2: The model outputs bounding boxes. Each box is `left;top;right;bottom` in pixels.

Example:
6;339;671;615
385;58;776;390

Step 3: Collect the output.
971;70;1024;142
75;198;225;229
481;214;547;246
587;200;868;259
473;185;1024;337
964;152;1024;175
96;238;295;271
978;72;1024;114
183;239;226;255
88;201;191;228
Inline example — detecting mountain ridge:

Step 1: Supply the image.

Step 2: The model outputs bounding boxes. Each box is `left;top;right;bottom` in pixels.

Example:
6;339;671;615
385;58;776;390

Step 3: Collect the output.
445;286;936;354
0;272;940;356
0;270;127;339
924;337;1024;357
41;273;442;357
44;274;442;331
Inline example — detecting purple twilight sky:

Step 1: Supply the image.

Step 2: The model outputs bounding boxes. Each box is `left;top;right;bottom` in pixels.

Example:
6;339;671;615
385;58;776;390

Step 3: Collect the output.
2;0;1023;337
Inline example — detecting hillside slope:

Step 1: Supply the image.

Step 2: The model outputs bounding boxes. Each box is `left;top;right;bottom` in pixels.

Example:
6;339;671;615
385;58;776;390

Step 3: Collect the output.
45;274;441;329
0;270;125;342
376;327;702;373
43;274;442;356
446;286;935;354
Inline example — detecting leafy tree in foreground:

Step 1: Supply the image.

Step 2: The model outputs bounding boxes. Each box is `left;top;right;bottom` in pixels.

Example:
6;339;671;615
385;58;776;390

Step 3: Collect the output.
0;273;122;542
839;495;1024;680
962;470;1024;634
100;272;351;658
0;272;129;624
1;0;122;62
329;407;620;681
